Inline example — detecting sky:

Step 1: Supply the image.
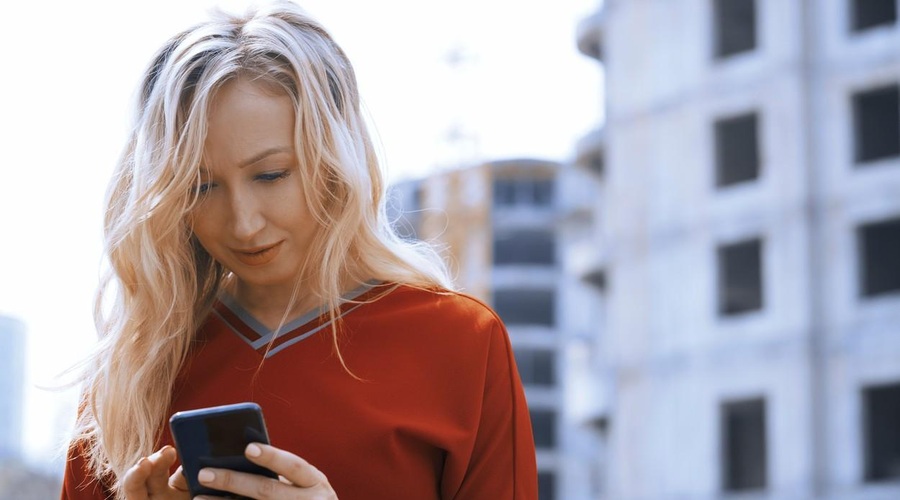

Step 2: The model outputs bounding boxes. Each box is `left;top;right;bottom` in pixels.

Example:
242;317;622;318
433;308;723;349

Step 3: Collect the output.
0;0;600;469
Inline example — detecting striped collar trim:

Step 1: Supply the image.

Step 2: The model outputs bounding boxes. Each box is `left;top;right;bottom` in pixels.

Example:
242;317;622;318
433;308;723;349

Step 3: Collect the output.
212;280;382;358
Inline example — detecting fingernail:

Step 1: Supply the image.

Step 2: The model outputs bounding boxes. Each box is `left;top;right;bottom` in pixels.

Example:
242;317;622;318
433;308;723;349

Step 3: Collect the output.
198;469;215;483
246;443;262;457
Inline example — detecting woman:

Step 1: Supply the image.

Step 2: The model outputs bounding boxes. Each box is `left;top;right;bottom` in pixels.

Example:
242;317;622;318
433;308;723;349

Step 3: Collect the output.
60;1;537;499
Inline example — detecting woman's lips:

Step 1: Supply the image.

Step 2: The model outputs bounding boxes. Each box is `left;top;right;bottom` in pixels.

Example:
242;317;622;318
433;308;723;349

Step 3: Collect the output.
232;241;283;266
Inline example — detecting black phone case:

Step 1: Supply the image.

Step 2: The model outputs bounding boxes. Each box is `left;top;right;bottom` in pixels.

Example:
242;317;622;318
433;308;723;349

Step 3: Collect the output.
169;402;278;498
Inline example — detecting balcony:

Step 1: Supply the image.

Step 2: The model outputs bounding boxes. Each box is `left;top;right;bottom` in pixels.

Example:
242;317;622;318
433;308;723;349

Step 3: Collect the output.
575;126;605;177
581;266;606;291
576;8;605;61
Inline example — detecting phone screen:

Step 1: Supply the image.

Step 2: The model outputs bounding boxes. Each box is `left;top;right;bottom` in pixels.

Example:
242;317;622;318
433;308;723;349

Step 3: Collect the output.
169;402;278;498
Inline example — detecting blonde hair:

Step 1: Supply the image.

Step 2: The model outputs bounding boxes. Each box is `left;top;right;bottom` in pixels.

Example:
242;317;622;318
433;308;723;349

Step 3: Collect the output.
73;2;452;496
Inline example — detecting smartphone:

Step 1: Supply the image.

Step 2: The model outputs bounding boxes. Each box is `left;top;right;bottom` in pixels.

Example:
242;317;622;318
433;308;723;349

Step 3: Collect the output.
169;402;278;498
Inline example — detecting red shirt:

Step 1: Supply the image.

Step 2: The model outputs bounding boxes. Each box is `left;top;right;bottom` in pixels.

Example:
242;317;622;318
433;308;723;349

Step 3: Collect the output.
61;284;538;499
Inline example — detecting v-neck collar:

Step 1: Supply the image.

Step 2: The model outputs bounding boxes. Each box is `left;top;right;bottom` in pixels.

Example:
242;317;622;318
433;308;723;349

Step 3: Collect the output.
212;280;382;358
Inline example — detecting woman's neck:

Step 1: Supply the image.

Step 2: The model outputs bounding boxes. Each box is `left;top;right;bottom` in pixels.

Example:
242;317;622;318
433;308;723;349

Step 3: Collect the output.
223;272;362;330
224;279;312;330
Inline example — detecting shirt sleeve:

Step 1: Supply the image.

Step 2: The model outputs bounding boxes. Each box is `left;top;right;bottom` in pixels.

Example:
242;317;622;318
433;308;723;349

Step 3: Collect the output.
446;317;538;499
60;441;113;500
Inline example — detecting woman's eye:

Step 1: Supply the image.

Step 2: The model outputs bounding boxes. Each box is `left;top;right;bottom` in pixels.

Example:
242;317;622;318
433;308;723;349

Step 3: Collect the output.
256;171;290;182
195;182;215;195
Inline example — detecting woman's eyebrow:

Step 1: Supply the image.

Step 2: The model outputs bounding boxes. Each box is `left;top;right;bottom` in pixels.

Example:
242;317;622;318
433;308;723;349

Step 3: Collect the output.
238;146;293;169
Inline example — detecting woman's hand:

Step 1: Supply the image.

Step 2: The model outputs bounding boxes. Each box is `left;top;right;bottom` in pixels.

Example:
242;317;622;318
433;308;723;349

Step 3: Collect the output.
122;445;190;500
194;443;337;499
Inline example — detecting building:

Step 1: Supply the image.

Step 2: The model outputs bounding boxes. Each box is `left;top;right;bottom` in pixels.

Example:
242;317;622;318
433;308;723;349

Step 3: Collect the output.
390;158;601;499
0;461;62;500
575;0;900;498
0;315;26;461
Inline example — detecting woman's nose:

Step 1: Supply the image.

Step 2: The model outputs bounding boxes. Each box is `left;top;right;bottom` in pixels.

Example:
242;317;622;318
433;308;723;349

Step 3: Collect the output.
228;191;266;241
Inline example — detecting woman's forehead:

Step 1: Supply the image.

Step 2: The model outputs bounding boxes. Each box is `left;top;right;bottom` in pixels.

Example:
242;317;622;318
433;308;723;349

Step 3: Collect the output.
201;78;296;169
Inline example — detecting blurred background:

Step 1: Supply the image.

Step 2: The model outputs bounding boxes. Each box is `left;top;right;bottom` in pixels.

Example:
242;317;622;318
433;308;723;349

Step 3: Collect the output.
2;0;900;499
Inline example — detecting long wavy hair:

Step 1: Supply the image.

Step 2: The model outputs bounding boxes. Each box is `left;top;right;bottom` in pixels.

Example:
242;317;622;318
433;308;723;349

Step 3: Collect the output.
72;2;452;496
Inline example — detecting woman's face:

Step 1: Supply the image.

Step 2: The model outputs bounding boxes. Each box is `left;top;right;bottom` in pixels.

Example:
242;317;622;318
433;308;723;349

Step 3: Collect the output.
191;77;318;298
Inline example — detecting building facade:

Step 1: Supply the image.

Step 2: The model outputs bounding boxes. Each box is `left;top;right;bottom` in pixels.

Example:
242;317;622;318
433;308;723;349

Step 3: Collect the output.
576;0;900;498
0;315;26;461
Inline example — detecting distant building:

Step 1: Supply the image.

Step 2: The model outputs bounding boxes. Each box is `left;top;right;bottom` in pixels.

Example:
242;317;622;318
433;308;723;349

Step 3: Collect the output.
0;316;26;460
390;158;601;499
0;459;62;500
576;0;900;498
